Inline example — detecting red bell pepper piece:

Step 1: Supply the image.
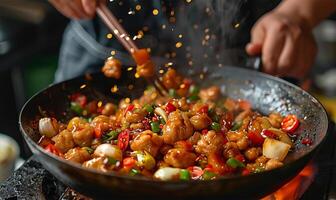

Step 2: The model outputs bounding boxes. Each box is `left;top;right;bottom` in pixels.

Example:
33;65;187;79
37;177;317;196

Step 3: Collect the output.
165;102;176;114
261;129;277;139
247;131;265;146
70;93;87;108
44;144;63;157
132;49;150;65
199;105;209;113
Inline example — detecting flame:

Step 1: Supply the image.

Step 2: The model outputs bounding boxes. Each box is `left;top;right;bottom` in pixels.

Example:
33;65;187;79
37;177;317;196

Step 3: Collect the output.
262;163;316;200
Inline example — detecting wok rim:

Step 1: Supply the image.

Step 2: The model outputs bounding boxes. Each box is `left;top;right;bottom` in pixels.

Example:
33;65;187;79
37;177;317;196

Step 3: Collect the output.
19;66;329;184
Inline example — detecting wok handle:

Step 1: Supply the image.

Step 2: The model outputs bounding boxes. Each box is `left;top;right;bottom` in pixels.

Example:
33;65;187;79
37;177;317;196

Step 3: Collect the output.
245;56;300;86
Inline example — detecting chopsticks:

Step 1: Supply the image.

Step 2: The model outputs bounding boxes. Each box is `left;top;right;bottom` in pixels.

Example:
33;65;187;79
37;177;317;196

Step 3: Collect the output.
96;3;168;96
96;3;139;54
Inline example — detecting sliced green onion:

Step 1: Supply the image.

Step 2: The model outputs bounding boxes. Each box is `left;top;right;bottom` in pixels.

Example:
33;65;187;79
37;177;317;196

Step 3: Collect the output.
102;130;120;142
179;169;191;181
129;168;140;176
107;157;118;165
169;89;178;98
189;85;200;96
226;158;245;168
188;95;199;102
143;104;154;114
160;117;166;125
82;147;94;154
150;121;160;133
70;102;83;115
208;109;220;122
254;166;265;173
231;121;243;131
211;122;221;132
202;170;216;180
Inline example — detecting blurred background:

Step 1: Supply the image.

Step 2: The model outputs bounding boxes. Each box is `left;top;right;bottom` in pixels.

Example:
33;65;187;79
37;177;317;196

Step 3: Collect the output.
0;0;336;160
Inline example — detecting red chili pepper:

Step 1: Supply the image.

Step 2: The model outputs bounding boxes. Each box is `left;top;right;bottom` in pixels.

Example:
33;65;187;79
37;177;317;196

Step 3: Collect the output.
44;144;63;157
281;114;299;133
187;166;204;180
118;130;130;151
301;138;313;146
165;102;176;113
201;129;208;135
70;93;87;108
199;105;209;113
242;168;250;176
235;154;246;163
142;119;151;130
94;124;103;138
247;131;265;146
126;104;135;112
152;116;158;122
261;129;276;139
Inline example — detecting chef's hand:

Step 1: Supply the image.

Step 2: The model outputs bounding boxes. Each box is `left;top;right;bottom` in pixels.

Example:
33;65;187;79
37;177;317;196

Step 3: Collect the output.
246;11;317;78
49;0;101;19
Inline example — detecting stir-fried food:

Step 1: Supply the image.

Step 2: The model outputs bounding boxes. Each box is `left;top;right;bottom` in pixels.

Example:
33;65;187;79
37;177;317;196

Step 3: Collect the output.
38;68;303;181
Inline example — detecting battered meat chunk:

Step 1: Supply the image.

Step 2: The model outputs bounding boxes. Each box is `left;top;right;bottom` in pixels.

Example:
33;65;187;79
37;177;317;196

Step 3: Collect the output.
199;86;220;102
64;147;91;163
164;148;196;168
130;130;163;157
52;129;75;153
162;110;193;144
195;130;225;155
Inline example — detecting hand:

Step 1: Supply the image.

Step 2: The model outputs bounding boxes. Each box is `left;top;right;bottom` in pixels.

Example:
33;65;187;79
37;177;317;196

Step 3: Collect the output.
49;0;101;19
246;11;317;78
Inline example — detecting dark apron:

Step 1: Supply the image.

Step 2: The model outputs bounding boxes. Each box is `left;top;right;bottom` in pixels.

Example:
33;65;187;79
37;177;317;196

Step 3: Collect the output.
54;0;280;82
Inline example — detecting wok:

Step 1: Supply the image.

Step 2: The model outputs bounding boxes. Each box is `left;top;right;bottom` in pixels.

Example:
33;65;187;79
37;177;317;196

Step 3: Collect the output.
19;66;328;199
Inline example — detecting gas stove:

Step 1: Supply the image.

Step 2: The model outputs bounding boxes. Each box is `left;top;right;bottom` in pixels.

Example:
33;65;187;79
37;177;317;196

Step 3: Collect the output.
1;122;336;200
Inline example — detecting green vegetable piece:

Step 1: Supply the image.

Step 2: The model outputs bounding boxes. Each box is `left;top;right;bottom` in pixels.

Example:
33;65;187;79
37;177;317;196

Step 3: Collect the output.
143;104;154;114
179;169;191;181
102;130;120;142
231;121;243;131
129;168;140;176
169;89;178;98
107;157;118;165
70;102;83;115
188;95;199;102
189;85;200;96
150;121;160;133
160;117;166;125
208;109;219;122
254;166;265;173
211;122;221;132
202;170;216;180
226;158;245;169
82;147;94;154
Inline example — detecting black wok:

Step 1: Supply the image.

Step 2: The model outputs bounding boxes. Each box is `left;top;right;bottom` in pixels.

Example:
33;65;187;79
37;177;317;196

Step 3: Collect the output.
19;66;328;199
